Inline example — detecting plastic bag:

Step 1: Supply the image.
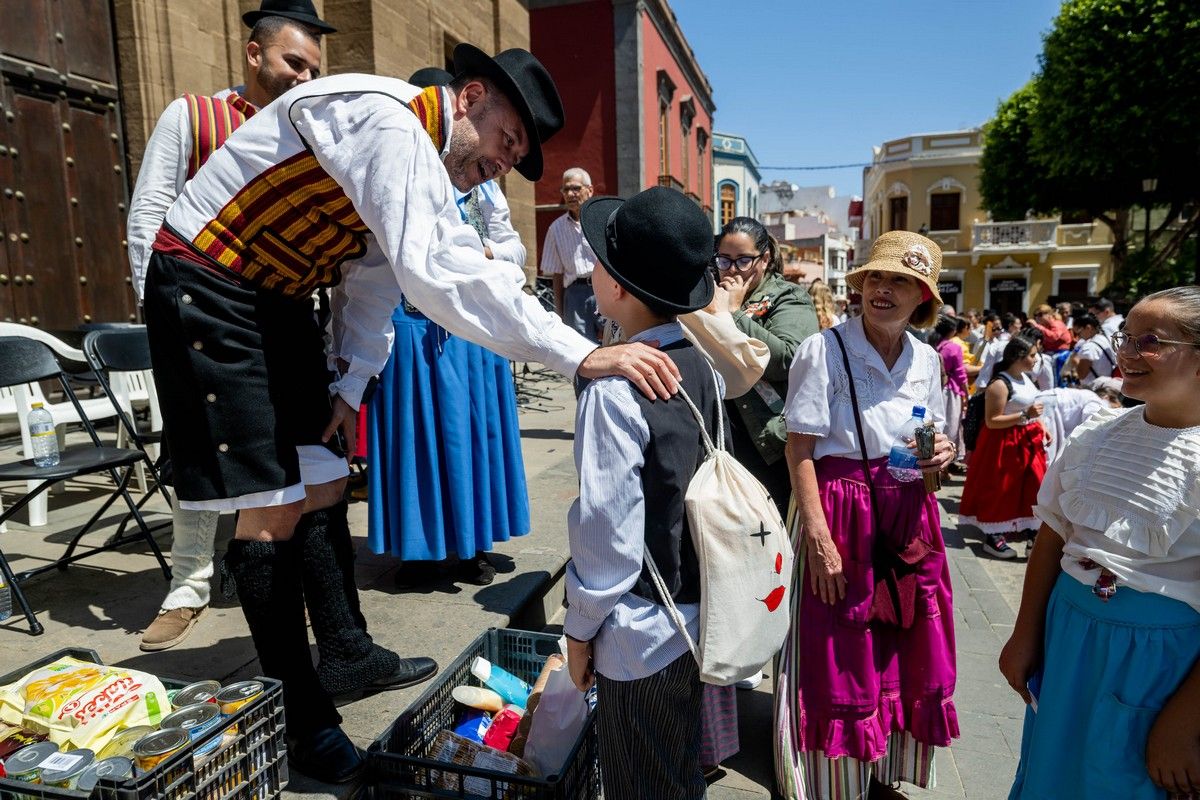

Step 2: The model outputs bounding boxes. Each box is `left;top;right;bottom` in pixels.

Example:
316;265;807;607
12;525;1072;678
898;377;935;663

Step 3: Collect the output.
521;660;588;777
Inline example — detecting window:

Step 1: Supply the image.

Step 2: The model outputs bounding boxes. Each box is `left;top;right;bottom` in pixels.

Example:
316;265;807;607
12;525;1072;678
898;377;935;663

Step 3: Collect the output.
930;193;960;230
696;130;707;198
659;103;669;176
889;196;908;231
442;33;461;73
681;126;689;188
720;184;736;226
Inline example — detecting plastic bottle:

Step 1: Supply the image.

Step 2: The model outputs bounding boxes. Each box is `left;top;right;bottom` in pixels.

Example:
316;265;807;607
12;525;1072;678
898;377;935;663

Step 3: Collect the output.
451;685;505;713
0;572;11;622
28;403;60;468
470;657;532;708
886;405;926;483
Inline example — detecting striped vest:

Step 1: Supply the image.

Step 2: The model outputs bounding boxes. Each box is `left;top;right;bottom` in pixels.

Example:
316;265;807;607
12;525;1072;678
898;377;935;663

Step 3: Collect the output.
183;93;256;180
185;85;449;299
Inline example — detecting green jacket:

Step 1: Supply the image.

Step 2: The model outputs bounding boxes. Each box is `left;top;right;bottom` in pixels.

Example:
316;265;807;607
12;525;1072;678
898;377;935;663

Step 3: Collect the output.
728;272;819;464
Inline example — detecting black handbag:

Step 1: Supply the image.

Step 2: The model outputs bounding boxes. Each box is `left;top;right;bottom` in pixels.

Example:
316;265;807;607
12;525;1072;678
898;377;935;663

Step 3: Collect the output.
829;329;930;629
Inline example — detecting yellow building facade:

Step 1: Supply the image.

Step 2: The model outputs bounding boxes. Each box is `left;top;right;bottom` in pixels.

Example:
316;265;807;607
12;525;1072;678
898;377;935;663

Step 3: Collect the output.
856;130;1114;315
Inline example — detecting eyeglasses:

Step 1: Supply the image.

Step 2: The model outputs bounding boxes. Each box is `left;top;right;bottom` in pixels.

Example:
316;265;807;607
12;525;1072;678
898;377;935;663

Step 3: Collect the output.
1111;331;1200;356
714;254;762;271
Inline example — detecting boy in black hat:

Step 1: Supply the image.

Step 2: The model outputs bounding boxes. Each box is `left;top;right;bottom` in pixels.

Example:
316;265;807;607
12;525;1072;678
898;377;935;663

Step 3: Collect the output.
564;187;727;799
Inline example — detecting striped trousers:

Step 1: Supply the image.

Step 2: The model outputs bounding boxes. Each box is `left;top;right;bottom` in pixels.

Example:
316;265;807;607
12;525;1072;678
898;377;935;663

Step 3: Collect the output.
596;653;706;800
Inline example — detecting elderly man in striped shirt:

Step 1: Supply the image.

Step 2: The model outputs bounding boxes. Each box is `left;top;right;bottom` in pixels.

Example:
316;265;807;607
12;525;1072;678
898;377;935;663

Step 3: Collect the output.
541;167;601;342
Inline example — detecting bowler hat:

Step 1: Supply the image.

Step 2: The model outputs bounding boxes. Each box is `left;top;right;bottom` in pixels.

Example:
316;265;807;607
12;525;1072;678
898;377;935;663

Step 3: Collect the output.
580;187;715;314
846;231;944;327
452;44;563;181
243;0;335;34
409;67;453;88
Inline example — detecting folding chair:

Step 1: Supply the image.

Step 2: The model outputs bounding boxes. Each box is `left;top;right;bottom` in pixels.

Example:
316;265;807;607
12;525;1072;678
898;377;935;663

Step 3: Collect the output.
0;337;171;635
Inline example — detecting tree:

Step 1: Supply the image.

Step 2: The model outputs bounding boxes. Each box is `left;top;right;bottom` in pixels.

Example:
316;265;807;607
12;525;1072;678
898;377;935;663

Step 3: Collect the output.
978;0;1200;278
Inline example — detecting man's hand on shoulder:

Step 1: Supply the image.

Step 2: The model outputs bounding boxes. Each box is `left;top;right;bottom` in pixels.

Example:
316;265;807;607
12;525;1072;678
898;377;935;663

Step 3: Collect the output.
577;343;681;400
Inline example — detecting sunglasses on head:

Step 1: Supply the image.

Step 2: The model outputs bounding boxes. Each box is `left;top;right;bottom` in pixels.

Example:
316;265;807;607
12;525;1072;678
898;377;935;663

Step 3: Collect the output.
1111;331;1200;356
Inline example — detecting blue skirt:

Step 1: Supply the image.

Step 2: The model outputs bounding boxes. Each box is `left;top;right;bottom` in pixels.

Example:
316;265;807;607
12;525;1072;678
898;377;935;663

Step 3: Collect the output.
366;305;530;561
1009;572;1200;800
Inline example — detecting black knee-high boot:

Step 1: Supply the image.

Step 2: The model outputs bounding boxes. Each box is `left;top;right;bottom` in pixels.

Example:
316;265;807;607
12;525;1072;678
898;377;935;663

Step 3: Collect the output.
223;538;339;737
297;502;437;698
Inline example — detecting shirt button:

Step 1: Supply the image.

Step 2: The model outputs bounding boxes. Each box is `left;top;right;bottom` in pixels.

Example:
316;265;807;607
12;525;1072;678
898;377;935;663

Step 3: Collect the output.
181;293;193;304
218;443;229;453
192;341;203;351
206;393;216;403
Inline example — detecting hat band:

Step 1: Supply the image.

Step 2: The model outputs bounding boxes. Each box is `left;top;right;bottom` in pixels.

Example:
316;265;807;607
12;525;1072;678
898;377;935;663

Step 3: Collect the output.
604;207;621;259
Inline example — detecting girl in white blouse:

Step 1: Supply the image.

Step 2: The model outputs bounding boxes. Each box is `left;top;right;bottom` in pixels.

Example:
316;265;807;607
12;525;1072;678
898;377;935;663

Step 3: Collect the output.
1000;286;1200;800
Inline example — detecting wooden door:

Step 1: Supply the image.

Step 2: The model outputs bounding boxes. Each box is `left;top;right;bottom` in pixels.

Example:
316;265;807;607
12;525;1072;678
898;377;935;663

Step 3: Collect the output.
0;0;133;330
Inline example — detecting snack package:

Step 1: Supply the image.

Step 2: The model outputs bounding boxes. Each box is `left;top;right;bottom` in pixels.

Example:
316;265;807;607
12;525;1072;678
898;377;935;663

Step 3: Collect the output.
0;657;169;753
428;730;534;796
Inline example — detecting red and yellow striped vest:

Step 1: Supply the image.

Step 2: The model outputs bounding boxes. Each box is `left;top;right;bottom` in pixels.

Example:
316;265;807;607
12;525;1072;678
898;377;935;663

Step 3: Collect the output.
183;93;257;180
188;86;448;299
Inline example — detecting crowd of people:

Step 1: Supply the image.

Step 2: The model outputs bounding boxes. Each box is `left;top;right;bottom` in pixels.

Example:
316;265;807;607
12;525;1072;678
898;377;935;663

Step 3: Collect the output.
115;1;1198;797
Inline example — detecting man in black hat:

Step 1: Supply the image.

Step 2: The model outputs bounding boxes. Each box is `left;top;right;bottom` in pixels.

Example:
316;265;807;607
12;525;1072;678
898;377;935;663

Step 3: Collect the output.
564;186;721;798
127;0;331;655
143;45;681;784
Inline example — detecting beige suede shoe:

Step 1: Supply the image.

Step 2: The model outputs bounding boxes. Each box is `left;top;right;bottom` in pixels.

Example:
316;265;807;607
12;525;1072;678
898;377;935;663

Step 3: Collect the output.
140;606;206;652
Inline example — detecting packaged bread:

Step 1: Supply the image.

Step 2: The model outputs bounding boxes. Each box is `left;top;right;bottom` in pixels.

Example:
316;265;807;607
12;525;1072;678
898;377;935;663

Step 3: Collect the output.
0;657;169;753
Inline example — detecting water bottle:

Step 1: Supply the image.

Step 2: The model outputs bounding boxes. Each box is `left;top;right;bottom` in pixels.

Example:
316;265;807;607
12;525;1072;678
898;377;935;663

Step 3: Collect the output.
886;405;926;483
0;573;11;621
28;402;60;468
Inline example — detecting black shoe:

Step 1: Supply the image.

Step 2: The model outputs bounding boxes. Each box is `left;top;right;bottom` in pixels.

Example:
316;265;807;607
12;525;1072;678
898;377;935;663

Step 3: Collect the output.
330;656;439;705
288;726;364;784
983;533;1018;560
458;553;497;586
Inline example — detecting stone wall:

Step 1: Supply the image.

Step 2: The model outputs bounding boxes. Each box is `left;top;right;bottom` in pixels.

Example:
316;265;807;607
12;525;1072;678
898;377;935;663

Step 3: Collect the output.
116;0;538;275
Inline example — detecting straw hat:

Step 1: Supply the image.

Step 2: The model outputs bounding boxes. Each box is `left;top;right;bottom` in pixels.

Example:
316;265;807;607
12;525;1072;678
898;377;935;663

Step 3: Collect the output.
846;231;943;328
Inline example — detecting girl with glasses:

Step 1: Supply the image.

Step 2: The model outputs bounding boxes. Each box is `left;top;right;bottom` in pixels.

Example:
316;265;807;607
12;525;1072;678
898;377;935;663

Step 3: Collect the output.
1001;286;1200;800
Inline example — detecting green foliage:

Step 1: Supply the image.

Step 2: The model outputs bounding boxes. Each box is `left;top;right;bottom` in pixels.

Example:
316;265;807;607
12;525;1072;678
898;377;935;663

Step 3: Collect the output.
978;82;1049;221
1105;239;1198;303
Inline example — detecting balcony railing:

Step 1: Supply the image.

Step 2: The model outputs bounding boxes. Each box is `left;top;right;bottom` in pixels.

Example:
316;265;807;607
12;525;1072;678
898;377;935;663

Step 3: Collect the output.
972;220;1057;249
657;174;684;191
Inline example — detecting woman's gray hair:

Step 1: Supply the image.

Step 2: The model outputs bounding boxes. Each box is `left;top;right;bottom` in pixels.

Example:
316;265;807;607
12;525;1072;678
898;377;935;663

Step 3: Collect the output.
1144;286;1200;343
562;167;592;187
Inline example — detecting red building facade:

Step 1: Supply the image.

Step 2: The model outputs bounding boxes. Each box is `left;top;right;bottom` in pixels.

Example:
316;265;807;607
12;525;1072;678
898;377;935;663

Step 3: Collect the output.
529;0;716;261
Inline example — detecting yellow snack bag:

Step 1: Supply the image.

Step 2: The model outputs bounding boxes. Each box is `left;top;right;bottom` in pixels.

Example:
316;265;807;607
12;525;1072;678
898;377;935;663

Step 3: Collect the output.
0;657;169;752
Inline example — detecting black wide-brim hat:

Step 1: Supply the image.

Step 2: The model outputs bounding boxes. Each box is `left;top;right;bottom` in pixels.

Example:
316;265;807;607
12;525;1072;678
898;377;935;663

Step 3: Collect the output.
453;43;564;182
580;187;715;314
243;0;336;34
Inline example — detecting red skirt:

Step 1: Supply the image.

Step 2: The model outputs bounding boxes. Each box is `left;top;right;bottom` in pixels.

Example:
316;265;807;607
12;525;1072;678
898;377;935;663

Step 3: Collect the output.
959;422;1046;533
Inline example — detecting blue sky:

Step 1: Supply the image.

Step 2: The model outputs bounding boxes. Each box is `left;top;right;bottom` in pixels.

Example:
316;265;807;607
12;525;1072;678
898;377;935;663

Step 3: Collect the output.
673;0;1063;198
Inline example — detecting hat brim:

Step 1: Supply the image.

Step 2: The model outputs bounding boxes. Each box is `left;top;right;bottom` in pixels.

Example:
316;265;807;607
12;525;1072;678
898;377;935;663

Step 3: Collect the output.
847;259;943;328
453;43;543;181
242;10;336;33
580;197;715;314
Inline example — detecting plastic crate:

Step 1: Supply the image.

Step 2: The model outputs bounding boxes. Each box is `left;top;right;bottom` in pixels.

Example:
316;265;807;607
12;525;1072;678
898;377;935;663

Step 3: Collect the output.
0;648;286;800
367;628;599;800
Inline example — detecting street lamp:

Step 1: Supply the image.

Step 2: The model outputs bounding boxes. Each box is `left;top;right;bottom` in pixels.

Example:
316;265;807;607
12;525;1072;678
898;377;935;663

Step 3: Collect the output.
1142;177;1158;254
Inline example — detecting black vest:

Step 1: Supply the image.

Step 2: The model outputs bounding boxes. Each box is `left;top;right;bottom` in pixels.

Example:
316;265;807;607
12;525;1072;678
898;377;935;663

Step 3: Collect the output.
629;340;728;606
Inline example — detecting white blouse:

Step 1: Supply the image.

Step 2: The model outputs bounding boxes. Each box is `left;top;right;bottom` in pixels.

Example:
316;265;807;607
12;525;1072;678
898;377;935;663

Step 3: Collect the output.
1034;406;1200;612
784;316;945;461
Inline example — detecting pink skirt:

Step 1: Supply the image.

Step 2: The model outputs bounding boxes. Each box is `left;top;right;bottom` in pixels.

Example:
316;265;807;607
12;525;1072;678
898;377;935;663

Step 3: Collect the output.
784;456;958;762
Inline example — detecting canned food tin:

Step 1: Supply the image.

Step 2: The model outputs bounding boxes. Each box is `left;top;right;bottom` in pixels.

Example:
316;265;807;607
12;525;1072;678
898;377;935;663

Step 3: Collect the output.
3;740;60;781
76;756;135;792
171;680;221;709
97;725;154;760
40;748;96;789
161;702;224;756
215;680;264;715
132;727;190;772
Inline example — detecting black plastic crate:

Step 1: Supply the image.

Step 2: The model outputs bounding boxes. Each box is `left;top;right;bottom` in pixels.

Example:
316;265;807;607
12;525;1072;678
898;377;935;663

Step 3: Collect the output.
367;628;599;800
0;648;286;800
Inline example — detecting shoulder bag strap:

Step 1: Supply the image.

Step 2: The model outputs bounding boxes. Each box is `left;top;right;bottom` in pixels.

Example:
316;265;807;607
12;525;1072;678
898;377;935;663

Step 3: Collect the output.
829;329;881;524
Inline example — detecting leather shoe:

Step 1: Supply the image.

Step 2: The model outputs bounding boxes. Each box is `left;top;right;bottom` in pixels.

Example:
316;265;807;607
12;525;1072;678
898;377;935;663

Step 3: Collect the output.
331;657;438;705
287;726;363;784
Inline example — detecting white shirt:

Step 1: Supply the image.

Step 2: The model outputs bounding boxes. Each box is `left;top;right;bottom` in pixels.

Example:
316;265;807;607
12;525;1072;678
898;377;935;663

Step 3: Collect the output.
1035;406;1200;612
1032;352;1056;391
565;323;713;681
126;89;251;300
1100;313;1124;338
540;212;596;287
1076;335;1116;386
160;74;594;409
785;316;945;461
454;179;526;267
1036;387;1108;464
974;332;1011;387
997;371;1040;415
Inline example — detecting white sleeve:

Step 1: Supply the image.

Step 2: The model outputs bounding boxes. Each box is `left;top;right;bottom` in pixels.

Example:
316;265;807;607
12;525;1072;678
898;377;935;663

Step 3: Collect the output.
482;184;527;267
287;94;595;407
540;217;564;275
127;98;190;301
326;237;400;407
785;330;832;436
925;348;947;430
